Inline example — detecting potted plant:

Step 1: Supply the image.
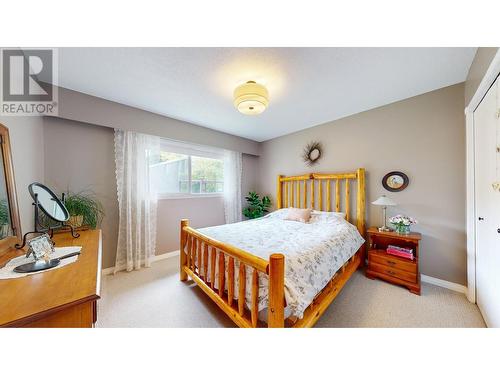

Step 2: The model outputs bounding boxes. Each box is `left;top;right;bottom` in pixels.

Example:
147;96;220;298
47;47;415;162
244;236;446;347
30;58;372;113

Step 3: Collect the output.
242;191;272;219
63;192;104;229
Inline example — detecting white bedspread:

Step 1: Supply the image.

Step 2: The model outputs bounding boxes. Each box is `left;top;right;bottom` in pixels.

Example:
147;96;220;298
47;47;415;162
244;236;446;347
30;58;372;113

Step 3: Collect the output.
197;209;365;319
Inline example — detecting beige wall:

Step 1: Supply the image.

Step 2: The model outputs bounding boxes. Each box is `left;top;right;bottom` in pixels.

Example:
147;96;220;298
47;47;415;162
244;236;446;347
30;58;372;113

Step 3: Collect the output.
257;83;467;285
55;87;261;156
43;117;119;269
42;117;259;268
464;47;499;106
0;116;45;234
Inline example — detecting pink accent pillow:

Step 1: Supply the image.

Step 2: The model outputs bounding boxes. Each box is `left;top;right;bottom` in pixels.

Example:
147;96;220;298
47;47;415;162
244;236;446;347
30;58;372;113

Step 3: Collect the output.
285;208;313;223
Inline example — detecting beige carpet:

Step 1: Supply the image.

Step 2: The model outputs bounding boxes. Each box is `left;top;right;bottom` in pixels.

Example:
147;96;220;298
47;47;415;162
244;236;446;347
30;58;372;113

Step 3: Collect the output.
97;255;485;328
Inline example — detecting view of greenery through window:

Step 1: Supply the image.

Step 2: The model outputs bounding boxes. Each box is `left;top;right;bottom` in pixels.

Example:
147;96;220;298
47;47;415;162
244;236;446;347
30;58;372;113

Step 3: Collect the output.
151;151;223;194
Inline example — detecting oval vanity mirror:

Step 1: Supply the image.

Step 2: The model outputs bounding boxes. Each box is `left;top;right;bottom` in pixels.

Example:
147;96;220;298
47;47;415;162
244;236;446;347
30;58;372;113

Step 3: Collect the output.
28;183;69;222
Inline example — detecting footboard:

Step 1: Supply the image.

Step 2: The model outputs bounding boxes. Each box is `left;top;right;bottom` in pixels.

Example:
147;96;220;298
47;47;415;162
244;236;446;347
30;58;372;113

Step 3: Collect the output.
179;219;285;328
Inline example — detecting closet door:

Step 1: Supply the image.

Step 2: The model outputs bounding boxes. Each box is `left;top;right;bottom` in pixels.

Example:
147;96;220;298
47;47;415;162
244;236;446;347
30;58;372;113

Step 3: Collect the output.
474;76;500;327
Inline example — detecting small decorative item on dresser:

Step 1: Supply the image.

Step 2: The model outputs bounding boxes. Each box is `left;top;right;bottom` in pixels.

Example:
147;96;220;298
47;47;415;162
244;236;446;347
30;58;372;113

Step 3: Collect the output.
25;234;54;261
366;227;422;295
389;214;417;234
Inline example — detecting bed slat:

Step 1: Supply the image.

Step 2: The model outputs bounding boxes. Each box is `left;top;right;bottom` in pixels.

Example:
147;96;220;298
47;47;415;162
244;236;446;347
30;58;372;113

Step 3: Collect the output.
210;246;216;289
251;269;259;328
335;179;340;212
345;179;350;222
238;263;246;316
318;180;323;211
197;238;202;276
297;180;301;208
303;180;307;208
285;182;288;207
311;179;315;210
326;180;331;212
218;251;225;298
228;257;235;306
191;236;196;271
203;243;208;280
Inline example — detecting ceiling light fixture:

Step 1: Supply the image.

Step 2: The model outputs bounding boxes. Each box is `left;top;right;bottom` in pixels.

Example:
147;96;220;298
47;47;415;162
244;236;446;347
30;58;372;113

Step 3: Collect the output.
233;81;269;115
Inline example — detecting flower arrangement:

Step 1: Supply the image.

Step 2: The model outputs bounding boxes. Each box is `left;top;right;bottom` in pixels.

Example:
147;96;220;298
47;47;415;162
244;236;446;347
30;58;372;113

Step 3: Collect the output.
389;215;417;234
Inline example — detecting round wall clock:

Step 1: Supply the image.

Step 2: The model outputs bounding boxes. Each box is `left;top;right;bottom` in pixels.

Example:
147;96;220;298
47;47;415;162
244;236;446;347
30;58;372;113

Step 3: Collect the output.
382;171;409;192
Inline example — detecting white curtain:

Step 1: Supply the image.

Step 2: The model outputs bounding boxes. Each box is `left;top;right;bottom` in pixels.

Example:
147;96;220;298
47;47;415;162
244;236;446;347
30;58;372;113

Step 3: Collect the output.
114;129;160;273
223;149;242;224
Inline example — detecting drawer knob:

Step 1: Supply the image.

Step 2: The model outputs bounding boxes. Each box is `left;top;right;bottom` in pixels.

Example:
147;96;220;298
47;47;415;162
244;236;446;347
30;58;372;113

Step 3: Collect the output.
387;270;396;276
387;260;396;265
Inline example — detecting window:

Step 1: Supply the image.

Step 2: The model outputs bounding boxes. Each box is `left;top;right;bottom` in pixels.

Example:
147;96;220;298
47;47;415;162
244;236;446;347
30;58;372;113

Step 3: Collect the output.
150;140;224;197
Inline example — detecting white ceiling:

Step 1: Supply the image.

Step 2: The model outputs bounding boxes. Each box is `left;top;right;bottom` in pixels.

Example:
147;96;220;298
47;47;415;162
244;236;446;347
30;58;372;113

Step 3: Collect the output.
57;47;476;142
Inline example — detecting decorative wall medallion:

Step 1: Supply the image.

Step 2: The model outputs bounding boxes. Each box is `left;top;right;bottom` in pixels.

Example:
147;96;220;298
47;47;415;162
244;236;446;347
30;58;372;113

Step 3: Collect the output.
382;171;409;192
302;141;323;166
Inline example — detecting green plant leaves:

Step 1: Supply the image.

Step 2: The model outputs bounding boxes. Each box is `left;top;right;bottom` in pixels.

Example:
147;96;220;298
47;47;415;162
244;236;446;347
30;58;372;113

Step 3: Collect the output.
242;191;272;219
64;192;104;229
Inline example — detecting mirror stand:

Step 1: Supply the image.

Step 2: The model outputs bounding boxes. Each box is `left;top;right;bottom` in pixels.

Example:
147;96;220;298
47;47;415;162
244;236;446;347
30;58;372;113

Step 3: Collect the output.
15;193;80;249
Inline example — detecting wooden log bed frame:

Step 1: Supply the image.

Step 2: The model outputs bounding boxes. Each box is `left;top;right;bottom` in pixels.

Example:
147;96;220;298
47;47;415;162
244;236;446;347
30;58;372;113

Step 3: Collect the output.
180;168;366;328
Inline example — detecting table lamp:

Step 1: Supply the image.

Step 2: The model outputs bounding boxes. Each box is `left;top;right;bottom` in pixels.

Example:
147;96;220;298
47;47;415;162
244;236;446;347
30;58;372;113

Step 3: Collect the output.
372;195;397;232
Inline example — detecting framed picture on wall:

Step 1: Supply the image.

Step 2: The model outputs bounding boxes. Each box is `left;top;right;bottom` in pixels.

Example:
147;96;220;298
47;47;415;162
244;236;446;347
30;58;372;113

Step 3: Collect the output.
382;171;409;192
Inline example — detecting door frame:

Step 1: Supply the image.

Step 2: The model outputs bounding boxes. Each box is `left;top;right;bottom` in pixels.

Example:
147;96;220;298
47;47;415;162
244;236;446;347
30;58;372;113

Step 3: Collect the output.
465;49;500;303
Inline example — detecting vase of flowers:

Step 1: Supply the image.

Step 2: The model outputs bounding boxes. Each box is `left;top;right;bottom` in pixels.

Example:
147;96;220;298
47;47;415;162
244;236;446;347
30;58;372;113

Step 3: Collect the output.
389;215;417;234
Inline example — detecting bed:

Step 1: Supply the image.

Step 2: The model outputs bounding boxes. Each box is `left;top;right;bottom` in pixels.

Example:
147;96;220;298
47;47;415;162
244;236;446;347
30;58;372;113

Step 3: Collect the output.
179;168;366;328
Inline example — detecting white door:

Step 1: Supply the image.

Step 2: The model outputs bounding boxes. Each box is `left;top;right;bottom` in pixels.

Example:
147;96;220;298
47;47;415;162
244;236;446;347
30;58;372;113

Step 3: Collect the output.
474;76;500;327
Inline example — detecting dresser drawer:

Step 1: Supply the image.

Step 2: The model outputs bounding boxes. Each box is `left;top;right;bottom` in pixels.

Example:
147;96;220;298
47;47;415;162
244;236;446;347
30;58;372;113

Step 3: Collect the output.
369;251;417;273
370;263;417;283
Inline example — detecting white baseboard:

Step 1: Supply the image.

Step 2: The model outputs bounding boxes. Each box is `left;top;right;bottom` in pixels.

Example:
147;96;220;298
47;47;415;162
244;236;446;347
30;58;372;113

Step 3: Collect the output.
101;250;180;276
421;274;468;295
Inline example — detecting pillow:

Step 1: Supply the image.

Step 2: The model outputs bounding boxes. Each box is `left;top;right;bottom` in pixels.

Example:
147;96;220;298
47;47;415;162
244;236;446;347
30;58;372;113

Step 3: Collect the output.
312;210;346;219
285;207;313;223
309;210;347;224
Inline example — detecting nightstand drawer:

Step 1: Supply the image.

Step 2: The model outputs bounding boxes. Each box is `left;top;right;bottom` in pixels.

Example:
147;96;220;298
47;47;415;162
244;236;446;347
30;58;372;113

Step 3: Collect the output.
370;263;417;283
369;251;417;273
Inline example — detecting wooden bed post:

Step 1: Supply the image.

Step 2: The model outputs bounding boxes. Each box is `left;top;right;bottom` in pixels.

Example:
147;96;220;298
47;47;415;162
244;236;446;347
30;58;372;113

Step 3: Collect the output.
180;219;189;281
268;253;285;327
276;175;283;209
356;168;366;266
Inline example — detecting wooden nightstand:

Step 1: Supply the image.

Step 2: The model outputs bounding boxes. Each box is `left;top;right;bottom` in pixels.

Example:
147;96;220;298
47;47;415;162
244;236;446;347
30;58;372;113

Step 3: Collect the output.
365;227;422;295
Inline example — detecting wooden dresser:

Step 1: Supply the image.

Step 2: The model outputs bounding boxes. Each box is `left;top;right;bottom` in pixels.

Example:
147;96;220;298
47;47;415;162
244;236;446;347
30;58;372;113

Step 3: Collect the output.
365;227;421;295
0;230;102;327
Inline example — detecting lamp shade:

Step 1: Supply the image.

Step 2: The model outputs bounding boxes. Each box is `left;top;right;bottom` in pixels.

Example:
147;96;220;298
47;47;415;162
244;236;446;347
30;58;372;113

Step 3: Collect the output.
372;195;396;206
233;81;269;115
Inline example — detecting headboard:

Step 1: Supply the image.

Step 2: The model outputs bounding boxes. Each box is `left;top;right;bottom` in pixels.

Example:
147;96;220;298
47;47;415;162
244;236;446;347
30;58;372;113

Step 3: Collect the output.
276;168;366;235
